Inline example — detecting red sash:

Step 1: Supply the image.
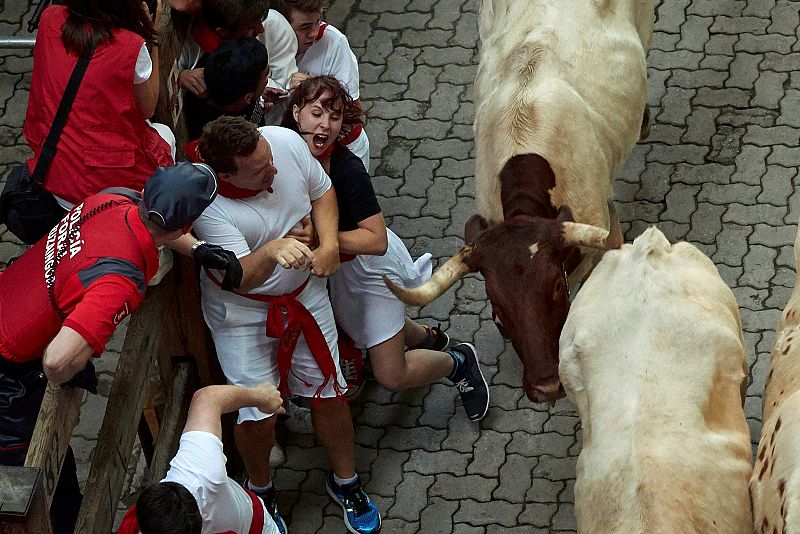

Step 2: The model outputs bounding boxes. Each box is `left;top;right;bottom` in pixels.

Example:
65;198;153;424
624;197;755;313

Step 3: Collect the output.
206;270;344;398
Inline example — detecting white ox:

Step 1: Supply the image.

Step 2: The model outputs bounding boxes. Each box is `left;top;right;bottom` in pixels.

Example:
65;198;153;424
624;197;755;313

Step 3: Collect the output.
559;227;753;533
750;225;800;533
386;1;654;403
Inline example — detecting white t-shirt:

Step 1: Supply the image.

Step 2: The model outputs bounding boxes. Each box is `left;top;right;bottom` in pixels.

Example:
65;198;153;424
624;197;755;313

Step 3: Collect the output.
194;126;331;301
260;9;298;89
178;10;298;90
163;431;279;534
134;43;152;84
297;24;360;100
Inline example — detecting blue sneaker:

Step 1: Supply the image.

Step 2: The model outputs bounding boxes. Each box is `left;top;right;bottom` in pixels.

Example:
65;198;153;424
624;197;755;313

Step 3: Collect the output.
326;474;381;534
250;484;288;534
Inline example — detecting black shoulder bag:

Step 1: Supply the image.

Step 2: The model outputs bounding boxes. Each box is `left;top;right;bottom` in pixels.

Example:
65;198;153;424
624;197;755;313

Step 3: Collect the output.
0;45;95;245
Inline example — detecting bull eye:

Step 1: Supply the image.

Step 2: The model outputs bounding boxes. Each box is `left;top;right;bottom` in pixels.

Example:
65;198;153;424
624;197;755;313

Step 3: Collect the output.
553;278;566;300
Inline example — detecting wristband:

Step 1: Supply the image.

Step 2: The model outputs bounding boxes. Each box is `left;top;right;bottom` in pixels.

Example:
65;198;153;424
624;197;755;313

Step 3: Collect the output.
191;240;208;254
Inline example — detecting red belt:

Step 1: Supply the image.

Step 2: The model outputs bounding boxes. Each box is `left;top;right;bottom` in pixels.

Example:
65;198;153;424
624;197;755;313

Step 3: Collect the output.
206;270;344;398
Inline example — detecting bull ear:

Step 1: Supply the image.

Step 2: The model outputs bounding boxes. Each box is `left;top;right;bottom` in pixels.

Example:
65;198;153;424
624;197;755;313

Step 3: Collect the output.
465;214;490;243
556;205;574;223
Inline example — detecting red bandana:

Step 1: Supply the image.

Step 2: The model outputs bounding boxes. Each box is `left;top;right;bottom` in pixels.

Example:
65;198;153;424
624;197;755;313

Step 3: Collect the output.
191;21;223;53
316;22;328;41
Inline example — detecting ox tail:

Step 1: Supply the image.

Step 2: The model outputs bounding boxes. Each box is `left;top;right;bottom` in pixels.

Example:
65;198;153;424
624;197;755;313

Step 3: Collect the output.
383;245;474;306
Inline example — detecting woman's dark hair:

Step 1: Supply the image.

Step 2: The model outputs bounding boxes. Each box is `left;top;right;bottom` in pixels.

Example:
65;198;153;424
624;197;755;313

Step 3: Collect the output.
281;75;362;139
136;482;202;534
205;37;269;107
61;0;158;55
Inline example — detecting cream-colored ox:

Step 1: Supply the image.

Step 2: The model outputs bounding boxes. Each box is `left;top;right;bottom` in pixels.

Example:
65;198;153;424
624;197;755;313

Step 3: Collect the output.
560;227;753;533
750;226;800;533
386;0;654;404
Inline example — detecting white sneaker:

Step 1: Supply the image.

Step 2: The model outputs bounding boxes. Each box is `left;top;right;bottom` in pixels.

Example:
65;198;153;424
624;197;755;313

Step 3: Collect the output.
269;443;286;467
279;399;314;434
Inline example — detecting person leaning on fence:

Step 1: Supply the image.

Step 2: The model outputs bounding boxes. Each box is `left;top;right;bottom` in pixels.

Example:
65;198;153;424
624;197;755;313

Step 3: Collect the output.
118;382;285;534
181;116;381;534
0;163;236;533
19;0;176;242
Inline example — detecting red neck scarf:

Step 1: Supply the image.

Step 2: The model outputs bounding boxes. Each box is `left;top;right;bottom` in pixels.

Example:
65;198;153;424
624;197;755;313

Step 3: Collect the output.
191;21;223;53
316;22;328;41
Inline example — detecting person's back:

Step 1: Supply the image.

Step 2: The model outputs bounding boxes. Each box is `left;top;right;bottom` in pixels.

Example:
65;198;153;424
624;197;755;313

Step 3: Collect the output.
24;4;174;207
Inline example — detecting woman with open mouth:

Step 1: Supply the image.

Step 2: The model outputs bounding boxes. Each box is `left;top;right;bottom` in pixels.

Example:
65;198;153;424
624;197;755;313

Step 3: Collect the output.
281;76;489;422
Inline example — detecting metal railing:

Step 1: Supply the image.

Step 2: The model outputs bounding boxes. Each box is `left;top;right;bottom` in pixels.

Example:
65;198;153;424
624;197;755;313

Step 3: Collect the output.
0;37;35;49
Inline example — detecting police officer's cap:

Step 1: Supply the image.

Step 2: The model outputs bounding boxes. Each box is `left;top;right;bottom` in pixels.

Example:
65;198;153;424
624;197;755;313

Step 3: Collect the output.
143;162;218;231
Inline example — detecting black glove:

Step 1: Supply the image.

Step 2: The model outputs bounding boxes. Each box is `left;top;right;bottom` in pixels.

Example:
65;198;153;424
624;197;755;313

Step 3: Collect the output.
63;360;98;394
192;243;243;291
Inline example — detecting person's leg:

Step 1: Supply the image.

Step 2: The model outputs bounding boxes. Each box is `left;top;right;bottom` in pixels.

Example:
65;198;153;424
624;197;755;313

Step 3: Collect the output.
402;317;429;348
369;330;453;391
311;397;355;478
234;416;277;487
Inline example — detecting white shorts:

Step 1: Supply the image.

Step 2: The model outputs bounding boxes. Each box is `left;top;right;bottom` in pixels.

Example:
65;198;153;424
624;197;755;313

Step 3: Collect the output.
329;229;432;349
203;276;346;423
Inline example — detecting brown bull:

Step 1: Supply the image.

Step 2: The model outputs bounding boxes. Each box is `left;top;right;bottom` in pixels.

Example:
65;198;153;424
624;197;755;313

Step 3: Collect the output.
385;155;621;402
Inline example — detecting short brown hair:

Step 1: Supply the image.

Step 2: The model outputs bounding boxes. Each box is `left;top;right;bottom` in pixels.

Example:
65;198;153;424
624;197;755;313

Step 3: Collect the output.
199;116;261;174
281;75;362;136
202;0;270;31
270;0;329;21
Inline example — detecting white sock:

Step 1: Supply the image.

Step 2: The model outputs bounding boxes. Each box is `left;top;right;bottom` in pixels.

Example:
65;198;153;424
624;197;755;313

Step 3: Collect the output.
248;480;273;493
333;473;358;487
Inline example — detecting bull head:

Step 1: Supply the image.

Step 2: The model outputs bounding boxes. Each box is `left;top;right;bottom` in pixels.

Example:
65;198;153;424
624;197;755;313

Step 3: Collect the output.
385;201;622;404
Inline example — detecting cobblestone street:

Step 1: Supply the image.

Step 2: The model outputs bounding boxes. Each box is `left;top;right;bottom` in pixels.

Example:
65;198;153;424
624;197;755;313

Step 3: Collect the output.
1;0;797;532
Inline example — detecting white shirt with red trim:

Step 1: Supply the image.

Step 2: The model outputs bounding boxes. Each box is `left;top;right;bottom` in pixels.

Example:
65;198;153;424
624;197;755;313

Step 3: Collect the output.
297;23;360;100
163;431;278;534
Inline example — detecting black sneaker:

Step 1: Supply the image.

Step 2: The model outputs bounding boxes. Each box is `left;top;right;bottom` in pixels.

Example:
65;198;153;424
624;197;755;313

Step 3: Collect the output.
250;484;288;534
449;343;490;421
413;323;450;351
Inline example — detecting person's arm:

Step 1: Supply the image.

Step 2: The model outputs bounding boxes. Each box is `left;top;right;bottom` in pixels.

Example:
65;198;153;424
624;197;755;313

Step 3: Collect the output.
338;213;388;256
261;10;298;90
133;0;162;118
310;187;340;277
167;234;244;290
238;238;314;291
183;383;284;439
42;327;94;384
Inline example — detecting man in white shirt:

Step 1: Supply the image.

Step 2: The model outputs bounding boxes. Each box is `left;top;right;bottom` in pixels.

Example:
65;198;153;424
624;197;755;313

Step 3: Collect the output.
120;382;284;534
185;116;381;534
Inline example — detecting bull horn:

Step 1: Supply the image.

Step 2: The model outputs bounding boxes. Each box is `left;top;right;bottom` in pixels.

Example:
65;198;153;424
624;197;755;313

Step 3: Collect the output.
383;245;474;306
561;200;623;250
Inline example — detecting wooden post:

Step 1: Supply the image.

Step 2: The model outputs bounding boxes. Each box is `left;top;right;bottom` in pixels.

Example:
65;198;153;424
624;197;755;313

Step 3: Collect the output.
0;467;52;534
72;278;169;534
143;361;195;486
23;383;83;509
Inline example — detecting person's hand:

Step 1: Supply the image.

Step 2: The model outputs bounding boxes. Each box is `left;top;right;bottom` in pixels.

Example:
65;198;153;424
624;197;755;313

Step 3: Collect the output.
311;244;340;278
192;243;243;290
179;68;207;98
285;217;317;248
267;238;314;271
289;72;310;91
253;382;285;414
263;86;289;104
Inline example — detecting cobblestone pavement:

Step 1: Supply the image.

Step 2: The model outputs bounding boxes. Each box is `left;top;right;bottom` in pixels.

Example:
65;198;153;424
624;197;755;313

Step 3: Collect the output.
0;0;796;532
